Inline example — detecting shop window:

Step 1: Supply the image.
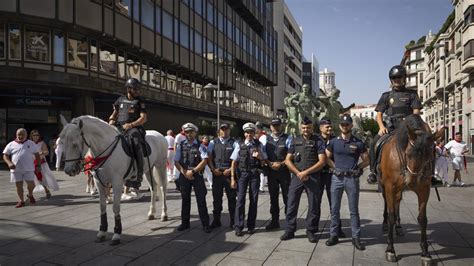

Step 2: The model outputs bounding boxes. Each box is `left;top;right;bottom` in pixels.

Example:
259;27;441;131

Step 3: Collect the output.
24;27;50;63
180;22;189;48
141;62;148;85
155;6;161;33
67;36;88;69
0;24;4;59
149;66;159;88
90;40;98;71
162;11;173;40
99;44;117;75
142;0;154;29
118;50;126;78
116;0;131;16
9;24;21;60
127;54;141;80
54;32;65;65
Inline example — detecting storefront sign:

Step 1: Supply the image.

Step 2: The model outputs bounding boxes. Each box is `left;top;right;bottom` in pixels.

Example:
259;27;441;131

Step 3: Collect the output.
25;29;50;62
15;98;52;106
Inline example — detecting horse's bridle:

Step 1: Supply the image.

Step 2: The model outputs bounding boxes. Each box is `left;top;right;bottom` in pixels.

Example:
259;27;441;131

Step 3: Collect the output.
397;135;430;178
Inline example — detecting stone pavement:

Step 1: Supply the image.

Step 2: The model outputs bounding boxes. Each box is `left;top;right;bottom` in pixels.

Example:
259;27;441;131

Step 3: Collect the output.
0;163;473;265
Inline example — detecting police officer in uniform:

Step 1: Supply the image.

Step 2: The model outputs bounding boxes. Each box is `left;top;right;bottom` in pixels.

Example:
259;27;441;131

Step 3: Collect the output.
109;78;147;189
280;117;327;243
207;123;239;229
231;122;267;236
367;65;422;184
318;118;345;238
325;115;369;250
264;118;292;231
174;123;211;233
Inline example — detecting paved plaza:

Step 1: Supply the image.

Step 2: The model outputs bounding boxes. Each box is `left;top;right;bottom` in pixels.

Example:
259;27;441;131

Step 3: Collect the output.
0;161;473;266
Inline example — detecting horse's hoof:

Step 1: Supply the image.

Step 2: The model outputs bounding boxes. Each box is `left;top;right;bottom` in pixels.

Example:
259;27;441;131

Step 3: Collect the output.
95;235;106;243
395;226;404;236
421;255;433;266
110;239;121;246
161;215;168;222
385;252;397;262
148;215;155;220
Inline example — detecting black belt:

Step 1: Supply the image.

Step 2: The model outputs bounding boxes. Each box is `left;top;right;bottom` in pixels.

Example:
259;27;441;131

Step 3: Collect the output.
332;168;362;178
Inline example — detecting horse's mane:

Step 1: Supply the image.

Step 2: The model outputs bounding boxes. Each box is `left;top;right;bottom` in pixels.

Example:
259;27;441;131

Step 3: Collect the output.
394;114;432;160
71;115;120;134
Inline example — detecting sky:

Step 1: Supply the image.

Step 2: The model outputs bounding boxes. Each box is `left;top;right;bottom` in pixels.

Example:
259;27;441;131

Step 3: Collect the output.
285;0;453;106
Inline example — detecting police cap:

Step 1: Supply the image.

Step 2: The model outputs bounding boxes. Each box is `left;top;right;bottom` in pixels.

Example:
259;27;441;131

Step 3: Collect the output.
301;116;313;125
319;117;332;126
389;65;407;79
242;122;257;132
340;114;353;124
182;122;198;132
270;118;282;125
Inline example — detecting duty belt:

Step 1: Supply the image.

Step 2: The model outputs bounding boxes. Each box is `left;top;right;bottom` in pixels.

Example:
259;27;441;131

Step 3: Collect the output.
332;168;363;178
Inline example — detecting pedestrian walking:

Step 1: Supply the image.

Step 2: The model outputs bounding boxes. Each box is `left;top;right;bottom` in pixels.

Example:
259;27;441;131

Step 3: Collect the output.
325;115;369;251
174;123;211;233
55;137;63;171
435;139;449;186
3;128;42;208
256;121;268;193
165;130;176;182
231;122;267;236
173;129;187;191
280;117;326;243
264;118;292;231
201;135;213;189
30;130;59;198
445;132;469;186
207;123;238;229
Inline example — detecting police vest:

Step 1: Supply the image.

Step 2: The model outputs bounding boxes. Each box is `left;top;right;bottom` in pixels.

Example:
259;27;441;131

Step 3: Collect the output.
266;134;289;162
293;135;321;172
178;140;202;169
238;140;262;171
117;97;143;123
386;89;413;120
212;138;235;168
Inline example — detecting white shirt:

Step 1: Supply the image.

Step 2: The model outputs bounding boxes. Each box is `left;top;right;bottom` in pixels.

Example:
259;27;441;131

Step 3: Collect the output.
175;133;186;146
445;140;468;157
3;140;40;172
165;135;175;149
55;137;63;152
258;134;267;146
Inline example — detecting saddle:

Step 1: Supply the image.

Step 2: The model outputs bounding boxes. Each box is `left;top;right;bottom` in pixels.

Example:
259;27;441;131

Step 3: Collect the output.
119;134;151;158
374;133;393;176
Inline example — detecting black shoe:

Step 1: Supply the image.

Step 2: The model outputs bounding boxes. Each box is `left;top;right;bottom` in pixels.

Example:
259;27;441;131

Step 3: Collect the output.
325;236;339;246
367;172;377;184
248;228;256;235
265;221;280;231
280;231;295;241
203;226;211;233
338;230;346;238
177;224;190;231
352;238;365;250
306;230;317;243
210;219;222;229
431;178;443;187
235;229;244;237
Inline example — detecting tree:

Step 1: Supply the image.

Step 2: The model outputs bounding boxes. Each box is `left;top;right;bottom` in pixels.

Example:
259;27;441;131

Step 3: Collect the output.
360;118;379;138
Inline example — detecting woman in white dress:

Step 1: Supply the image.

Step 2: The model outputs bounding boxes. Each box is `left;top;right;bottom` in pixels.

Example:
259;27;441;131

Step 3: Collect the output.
434;139;449;186
30;130;59;198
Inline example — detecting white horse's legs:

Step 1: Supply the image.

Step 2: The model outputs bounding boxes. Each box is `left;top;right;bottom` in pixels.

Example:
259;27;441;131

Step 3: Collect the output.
157;165;168;221
111;181;122;245
146;171;157;220
96;178;108;242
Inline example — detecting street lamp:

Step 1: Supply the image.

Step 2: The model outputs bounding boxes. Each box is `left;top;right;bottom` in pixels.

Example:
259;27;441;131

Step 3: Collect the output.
435;43;447;140
204;78;221;130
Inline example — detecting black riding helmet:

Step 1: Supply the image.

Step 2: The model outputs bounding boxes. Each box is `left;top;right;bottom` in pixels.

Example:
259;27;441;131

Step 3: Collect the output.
388;65;407;79
125;78;140;89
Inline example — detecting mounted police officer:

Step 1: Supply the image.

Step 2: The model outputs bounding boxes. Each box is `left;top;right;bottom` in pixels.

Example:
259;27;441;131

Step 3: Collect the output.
280;117;327;243
108;78;147;189
264;118;292;231
207;123;239;229
231;122;267;236
174;123;211;233
367;65;422;184
318;118;345;238
325;114;369;250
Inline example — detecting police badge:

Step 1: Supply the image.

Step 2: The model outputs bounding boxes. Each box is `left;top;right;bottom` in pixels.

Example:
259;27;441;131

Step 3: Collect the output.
389;98;394;105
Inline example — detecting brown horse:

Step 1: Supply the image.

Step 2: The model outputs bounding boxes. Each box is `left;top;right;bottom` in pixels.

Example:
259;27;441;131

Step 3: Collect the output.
378;114;444;264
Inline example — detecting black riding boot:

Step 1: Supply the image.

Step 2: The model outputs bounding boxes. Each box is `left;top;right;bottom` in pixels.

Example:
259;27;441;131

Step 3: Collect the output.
131;134;144;189
367;135;379;184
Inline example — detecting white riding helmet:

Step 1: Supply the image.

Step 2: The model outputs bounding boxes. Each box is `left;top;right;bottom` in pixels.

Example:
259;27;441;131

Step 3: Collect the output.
242;122;257;132
182;122;198;132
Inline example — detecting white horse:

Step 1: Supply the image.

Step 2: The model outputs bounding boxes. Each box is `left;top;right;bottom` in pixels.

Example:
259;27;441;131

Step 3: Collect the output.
60;115;168;245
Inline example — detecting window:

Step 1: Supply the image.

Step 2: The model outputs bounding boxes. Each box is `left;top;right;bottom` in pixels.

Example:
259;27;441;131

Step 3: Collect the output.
116;0;131;16
133;0;139;22
464;40;474;60
155;6;161;33
416;50;422;59
127;54;141;80
118;50;126;78
182;0;190;6
67;36;88;68
99;44;117;75
206;39;214;61
142;0;154;29
218;12;224;32
419;72;423;84
9;24;21;60
174;18;179;42
0;24;4;59
162;11;173;39
194;0;203;16
24;27;50;63
194;31;202;54
448;64;452;83
206;3;214;24
464;5;474;25
226;19;233;40
180;22;189;48
54;32;64;65
90;40;98;71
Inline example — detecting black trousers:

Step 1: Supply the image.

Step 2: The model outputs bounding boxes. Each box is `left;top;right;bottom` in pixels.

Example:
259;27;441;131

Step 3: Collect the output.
267;169;290;221
179;173;209;227
369;133;381;172
211;174;237;223
235;170;260;230
285;174;321;233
